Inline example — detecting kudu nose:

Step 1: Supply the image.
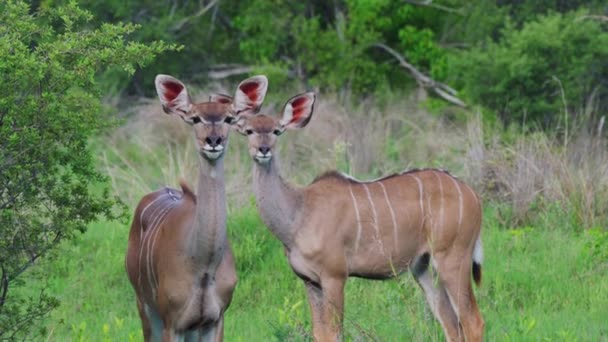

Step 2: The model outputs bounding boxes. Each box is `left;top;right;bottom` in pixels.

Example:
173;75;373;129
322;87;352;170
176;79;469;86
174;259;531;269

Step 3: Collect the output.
258;146;271;155
205;136;222;148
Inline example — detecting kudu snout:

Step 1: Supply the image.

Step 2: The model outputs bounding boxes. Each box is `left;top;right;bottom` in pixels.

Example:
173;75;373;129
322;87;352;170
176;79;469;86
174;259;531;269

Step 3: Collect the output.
258;145;271;155
205;135;223;148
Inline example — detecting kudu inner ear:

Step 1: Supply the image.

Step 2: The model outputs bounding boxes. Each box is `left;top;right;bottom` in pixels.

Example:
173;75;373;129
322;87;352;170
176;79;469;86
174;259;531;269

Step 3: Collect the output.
280;92;316;129
155;74;192;119
233;75;268;113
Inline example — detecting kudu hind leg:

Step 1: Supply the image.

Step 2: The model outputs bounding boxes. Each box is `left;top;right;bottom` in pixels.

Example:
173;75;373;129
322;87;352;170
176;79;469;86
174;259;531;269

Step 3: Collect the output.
436;256;484;342
136;298;152;341
412;254;463;341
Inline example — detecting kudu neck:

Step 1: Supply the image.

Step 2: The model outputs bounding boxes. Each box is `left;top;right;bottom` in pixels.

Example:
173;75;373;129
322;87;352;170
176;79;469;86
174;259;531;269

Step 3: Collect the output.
187;154;227;270
253;155;302;247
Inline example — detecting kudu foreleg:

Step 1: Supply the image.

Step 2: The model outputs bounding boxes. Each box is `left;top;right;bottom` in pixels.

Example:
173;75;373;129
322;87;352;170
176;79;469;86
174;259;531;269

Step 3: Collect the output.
305;277;345;341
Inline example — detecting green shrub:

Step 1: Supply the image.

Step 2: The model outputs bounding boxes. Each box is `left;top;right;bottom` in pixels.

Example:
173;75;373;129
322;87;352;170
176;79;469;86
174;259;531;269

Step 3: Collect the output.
450;11;608;127
0;1;176;338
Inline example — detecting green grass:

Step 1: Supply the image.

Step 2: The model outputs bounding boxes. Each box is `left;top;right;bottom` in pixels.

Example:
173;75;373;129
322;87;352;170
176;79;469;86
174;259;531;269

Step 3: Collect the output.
16;202;608;341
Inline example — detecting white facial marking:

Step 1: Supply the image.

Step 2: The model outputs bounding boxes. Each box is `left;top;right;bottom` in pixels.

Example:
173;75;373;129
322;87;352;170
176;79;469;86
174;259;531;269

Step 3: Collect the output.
255;151;272;164
203;143;224;151
378;182;398;251
348;185;363;252
203;150;223;160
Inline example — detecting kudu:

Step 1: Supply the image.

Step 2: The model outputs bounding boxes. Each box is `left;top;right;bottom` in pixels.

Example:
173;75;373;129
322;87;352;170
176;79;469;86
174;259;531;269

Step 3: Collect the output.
125;74;268;341
232;93;484;341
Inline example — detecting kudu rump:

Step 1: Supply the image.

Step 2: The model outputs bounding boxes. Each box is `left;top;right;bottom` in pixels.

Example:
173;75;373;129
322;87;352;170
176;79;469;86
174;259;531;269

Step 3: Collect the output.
233;93;484;341
125;74;268;341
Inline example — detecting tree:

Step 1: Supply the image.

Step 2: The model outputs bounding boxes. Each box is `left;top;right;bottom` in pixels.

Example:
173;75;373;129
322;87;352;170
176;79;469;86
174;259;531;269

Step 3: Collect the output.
0;1;177;338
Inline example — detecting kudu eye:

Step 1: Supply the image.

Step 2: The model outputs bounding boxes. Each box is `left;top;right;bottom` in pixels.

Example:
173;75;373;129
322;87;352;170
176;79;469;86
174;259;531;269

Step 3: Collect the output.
224;116;235;124
273;129;283;136
245;129;254;135
191;116;201;124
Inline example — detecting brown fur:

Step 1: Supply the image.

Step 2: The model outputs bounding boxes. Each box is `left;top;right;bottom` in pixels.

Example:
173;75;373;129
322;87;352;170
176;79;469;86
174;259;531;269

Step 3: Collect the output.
240;102;485;341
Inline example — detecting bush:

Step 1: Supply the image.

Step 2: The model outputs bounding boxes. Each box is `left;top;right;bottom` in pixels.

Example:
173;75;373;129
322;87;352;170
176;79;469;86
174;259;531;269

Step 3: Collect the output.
450;11;608;127
0;1;176;338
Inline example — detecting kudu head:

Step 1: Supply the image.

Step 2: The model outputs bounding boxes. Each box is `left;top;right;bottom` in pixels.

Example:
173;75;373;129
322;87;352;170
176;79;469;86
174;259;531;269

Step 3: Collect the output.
155;74;268;162
233;92;316;165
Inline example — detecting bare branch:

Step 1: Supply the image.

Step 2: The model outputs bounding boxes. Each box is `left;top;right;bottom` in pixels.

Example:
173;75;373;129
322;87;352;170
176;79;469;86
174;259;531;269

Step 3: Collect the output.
207;65;254;79
372;43;466;107
402;0;464;15
171;0;219;31
576;15;608;22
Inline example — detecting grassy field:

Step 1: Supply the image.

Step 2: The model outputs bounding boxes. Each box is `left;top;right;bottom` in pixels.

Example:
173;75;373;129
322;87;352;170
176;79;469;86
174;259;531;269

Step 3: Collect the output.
21;203;608;341
14;95;608;340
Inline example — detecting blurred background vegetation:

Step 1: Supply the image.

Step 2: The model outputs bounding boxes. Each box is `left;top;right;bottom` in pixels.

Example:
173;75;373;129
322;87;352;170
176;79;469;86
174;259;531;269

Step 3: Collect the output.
40;0;608;127
1;0;607;340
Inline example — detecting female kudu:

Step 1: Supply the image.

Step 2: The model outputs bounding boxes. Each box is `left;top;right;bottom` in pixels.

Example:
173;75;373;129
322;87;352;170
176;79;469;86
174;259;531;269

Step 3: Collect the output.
125;74;268;341
232;93;484;341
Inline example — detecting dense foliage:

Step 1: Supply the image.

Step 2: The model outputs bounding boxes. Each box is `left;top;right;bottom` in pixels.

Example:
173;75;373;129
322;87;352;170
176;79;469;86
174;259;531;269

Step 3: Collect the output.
451;11;608;127
46;0;608;128
0;1;176;338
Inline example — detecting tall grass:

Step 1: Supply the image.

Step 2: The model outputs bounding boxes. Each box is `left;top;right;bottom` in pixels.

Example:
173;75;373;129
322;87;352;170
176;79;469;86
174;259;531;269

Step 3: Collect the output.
104;92;608;232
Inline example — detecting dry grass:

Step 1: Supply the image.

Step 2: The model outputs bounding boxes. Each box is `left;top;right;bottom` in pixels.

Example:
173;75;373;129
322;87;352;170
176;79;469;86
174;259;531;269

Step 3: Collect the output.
472;117;608;228
100;88;608;230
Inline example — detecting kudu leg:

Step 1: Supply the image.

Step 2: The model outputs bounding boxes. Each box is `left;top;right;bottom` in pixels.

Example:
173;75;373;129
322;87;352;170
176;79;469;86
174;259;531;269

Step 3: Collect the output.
199;316;224;342
305;277;346;341
437;257;484;342
413;265;464;342
136;298;153;341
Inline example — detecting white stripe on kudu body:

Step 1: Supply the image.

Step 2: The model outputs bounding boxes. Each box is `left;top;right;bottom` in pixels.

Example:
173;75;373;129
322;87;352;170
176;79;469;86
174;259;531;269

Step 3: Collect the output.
241;91;484;341
362;183;384;254
148;200;179;295
434;171;445;229
144;199;173;292
410;175;425;228
378;182;398;251
449;176;464;230
348;184;363;252
137;196;166;288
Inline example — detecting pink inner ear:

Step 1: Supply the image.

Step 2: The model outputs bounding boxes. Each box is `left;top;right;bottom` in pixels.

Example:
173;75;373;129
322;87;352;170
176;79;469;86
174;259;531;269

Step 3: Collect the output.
239;81;261;101
291;97;310;122
163;81;184;102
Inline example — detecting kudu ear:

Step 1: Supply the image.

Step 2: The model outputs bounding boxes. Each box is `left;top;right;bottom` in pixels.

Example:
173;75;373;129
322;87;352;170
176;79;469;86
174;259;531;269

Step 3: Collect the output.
279;92;316;130
209;93;233;105
155;74;193;122
233;75;268;115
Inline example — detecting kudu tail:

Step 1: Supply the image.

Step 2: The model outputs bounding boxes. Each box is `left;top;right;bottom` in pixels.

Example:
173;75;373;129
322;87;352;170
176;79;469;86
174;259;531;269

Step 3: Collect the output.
472;236;483;287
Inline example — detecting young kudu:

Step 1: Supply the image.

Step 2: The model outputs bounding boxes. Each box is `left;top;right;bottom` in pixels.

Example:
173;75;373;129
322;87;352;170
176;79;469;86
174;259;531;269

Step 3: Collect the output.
125;74;268;341
233;93;484;341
